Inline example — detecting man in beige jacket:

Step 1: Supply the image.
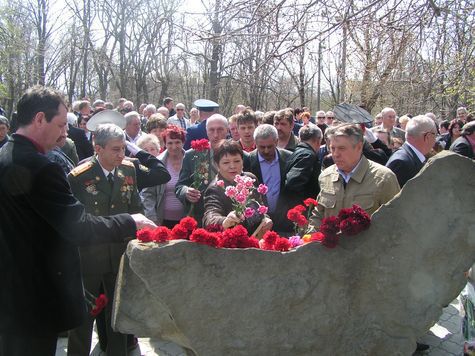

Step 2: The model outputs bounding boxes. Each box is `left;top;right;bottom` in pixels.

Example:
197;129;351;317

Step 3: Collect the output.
310;123;400;229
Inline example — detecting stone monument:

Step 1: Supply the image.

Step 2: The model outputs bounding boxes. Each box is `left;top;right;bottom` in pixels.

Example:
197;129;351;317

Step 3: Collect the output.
113;151;475;355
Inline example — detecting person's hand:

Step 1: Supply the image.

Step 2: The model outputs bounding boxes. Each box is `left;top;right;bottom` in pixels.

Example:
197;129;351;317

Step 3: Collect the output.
363;128;377;143
126;141;142;156
223;211;242;229
186;187;201;203
131;213;157;230
254;217;273;239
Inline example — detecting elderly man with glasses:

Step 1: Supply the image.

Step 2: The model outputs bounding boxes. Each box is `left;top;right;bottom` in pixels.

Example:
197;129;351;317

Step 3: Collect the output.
386;115;437;187
167;103;190;130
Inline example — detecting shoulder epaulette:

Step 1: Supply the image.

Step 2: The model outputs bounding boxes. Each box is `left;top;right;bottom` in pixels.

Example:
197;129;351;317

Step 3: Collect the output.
69;161;93;177
121;159;135;167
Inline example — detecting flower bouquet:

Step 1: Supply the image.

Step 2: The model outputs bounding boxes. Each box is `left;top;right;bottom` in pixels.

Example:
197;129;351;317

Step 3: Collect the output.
188;139;211;217
217;174;269;236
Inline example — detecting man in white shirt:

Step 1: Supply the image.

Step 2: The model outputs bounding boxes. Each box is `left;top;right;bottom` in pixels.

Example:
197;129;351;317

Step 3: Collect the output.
167;103;190;130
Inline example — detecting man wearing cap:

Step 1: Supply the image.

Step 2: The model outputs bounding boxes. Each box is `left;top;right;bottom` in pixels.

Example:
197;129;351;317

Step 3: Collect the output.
183;99;220;150
67;123;143;356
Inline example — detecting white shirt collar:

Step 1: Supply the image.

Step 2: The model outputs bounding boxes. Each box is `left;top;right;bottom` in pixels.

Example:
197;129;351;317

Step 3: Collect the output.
405;142;426;163
337;157;363;183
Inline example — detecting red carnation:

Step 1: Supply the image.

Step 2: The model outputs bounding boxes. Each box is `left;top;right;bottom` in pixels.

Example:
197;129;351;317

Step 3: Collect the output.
90;294;108;317
321;233;339;248
261;231;280;250
205;224;224;233
153;226;171;243
191;139;210;152
190;228;220;248
274;237;291;251
171;224;189;240
95;294;108;309
180;216;198;232
303;198;318;207
294;204;306;213
287;208;302;222
337;207;353;221
220;230;239;248
319;216;340;236
296;215;308;227
136;228;154;242
246;236;260;248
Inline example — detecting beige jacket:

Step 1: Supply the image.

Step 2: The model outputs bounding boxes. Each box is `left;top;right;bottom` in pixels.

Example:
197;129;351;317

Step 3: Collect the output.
309;156;400;229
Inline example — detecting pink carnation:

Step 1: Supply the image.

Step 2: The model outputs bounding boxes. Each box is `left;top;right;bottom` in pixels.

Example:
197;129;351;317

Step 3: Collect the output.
288;235;303;248
235;193;247;204
244;207;255;218
257;205;268;215
225;186;237;198
216;180;225;188
257;184;268;195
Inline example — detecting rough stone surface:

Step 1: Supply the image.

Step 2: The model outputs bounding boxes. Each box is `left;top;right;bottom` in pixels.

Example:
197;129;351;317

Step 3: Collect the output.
113;151;475;356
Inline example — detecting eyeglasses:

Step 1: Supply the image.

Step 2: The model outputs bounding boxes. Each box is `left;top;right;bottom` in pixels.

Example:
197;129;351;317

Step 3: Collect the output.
423;132;436;139
176;109;185;111
317;116;325;119
326;116;334;119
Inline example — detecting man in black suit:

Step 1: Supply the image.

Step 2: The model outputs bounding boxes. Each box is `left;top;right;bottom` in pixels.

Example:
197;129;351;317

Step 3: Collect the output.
285;124;322;207
0;86;156;356
68;123;94;160
450;121;475;159
245;124;293;234
386;115;437;187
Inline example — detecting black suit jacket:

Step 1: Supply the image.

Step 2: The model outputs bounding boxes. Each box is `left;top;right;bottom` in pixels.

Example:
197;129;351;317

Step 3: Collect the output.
245;148;293;233
68;124;94;161
386;142;424;187
0;134;136;335
284;142;321;206
450;136;473;159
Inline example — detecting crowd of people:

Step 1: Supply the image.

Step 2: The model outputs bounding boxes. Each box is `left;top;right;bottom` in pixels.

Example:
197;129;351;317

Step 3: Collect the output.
0;85;474;356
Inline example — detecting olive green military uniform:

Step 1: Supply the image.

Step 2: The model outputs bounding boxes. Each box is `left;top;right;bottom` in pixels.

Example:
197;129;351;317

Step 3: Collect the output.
67;156;142;356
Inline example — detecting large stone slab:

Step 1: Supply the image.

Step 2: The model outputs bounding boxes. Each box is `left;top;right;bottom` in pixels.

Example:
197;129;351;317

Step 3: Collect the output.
113;151;475;355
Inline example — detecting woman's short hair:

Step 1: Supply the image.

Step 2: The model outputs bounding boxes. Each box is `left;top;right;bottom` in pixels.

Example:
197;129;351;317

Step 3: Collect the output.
93;124;125;147
162;125;186;143
136;133;160;151
213;139;243;165
448;119;464;136
146;114;168;132
300;112;311;120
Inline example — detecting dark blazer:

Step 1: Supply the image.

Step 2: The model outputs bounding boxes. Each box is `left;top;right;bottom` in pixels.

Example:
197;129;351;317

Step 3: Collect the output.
131;150;171;191
245;148;293;233
175;148;217;225
0;134;136;335
184;120;208;150
386;142;424;187
450;136;473;159
285;142;321;206
68;124;94;161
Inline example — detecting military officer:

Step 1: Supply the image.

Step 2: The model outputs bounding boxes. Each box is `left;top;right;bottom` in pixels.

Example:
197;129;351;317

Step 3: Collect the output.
67;123;143;356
